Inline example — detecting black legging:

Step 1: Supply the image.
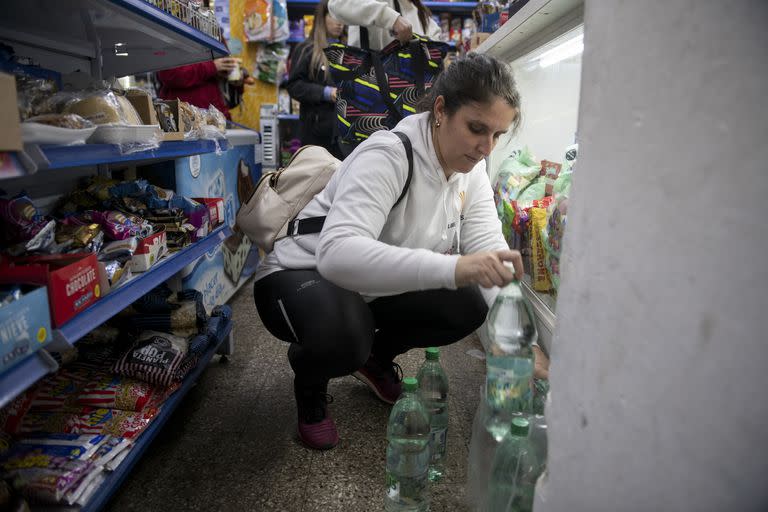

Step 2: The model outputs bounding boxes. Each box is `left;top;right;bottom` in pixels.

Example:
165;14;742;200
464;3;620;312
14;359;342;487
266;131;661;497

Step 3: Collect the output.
253;269;488;387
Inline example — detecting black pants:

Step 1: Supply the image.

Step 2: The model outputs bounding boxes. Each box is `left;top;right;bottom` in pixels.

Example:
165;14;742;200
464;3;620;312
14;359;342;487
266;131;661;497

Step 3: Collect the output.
253;270;488;387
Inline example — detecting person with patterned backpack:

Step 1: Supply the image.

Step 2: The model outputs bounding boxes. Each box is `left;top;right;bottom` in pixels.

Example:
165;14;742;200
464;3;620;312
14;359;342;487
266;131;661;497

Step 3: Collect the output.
326;0;447;157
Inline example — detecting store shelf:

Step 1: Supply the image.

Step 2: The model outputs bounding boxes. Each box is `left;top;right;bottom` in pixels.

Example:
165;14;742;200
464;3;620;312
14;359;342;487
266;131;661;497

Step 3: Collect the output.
25;139;230;171
0;0;228;78
56;225;232;346
80;317;233;512
521;275;556;353
0;350;59;410
277;114;300;121
476;0;583;61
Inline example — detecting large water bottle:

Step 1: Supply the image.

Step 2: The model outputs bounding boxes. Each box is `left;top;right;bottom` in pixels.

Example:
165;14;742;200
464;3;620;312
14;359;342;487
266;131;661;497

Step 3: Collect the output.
385;377;431;512
486;417;538;512
484;280;538;441
417;347;449;482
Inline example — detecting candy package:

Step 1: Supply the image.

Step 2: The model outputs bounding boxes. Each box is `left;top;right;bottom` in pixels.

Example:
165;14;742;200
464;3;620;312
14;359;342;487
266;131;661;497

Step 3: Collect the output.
0;195;56;255
529;207;552;292
112;330;189;387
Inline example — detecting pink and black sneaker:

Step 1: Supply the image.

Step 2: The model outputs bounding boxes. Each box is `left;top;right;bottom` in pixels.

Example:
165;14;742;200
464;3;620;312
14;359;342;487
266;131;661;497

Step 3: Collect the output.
294;382;339;450
353;357;403;405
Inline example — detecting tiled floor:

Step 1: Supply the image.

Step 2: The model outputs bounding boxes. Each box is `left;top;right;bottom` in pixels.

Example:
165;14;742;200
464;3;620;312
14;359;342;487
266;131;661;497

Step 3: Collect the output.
107;280;487;511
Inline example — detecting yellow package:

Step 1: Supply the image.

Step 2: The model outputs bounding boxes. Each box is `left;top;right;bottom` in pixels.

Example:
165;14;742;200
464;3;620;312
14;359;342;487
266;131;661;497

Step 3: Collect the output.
303;15;314;39
529;207;552;292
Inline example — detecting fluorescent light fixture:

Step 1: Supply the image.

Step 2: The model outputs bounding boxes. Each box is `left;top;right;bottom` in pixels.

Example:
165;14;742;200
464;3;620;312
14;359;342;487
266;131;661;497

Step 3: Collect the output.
534;33;583;68
114;43;128;57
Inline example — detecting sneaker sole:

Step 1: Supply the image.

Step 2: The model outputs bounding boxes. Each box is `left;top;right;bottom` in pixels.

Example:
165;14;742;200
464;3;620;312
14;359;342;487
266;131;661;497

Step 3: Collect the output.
297;430;338;450
352;371;397;405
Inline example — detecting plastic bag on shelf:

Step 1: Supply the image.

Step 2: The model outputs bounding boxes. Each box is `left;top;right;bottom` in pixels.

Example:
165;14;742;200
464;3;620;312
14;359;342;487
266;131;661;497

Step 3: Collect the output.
15;74;58;121
62;88;161;154
256;43;289;84
243;0;272;41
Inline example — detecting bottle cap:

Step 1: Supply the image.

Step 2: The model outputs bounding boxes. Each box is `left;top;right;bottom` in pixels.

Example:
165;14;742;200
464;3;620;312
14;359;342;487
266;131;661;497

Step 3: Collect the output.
510;417;530;436
403;377;418;391
425;347;440;360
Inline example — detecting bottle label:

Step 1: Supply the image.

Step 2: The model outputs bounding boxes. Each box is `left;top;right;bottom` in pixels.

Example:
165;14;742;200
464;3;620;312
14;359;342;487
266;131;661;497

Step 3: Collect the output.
430;427;447;462
486;359;533;413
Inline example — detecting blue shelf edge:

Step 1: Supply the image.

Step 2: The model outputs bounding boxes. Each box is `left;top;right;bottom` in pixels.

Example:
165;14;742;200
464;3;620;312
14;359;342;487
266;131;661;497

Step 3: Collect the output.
36;139;230;171
80;318;234;512
0;350;59;410
277;114;300;121
57;225;233;345
107;0;228;57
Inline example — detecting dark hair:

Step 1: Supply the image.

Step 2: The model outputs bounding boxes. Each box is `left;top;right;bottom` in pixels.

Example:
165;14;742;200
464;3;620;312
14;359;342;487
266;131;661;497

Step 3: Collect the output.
410;0;432;34
418;53;522;133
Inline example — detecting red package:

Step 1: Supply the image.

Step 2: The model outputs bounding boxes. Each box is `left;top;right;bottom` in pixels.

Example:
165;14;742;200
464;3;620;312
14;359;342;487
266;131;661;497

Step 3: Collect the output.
540;160;562;197
192;198;224;227
0;253;101;327
10;407;159;439
76;374;155;412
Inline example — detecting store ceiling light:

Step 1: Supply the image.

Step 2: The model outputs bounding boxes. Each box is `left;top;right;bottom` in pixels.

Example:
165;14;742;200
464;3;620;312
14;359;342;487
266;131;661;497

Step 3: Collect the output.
114;43;128;57
535;34;583;68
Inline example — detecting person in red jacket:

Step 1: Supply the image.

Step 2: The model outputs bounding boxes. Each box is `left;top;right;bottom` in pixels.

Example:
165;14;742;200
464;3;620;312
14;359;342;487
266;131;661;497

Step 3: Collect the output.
157;57;251;120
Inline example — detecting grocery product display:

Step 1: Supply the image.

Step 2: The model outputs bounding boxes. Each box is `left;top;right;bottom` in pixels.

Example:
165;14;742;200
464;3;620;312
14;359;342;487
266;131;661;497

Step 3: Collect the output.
0;3;251;509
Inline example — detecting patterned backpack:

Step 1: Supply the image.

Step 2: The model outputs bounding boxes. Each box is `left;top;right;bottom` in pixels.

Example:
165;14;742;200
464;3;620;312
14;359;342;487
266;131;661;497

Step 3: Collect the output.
324;25;450;147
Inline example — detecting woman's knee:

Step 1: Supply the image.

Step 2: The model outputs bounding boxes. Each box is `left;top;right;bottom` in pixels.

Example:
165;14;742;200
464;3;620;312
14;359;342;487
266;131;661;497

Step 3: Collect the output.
452;286;489;333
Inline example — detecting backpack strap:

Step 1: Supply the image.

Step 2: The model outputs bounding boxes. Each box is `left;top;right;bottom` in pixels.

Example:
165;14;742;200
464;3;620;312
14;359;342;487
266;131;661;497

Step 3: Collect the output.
286;131;414;237
392;131;413;207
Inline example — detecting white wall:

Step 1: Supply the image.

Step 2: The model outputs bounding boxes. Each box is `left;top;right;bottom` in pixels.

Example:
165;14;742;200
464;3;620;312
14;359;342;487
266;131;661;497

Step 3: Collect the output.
539;1;768;511
489;27;583;183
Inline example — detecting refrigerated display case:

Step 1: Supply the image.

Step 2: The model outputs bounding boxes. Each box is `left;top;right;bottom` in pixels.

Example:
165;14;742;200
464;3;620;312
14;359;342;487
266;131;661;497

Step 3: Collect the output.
477;0;584;352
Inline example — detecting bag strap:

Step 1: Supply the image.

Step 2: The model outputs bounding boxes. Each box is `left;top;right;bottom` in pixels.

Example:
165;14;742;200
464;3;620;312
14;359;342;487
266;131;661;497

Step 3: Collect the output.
286;131;414;237
360;0;402;51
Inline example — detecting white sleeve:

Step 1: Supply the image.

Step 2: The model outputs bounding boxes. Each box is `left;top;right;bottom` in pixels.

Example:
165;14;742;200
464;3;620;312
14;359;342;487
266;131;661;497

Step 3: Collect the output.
316;136;459;294
424;16;442;41
328;0;400;31
460;162;510;255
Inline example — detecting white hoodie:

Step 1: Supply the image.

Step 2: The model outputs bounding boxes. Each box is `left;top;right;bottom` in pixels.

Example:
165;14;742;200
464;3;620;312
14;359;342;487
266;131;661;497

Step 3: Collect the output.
254;113;509;300
328;0;442;50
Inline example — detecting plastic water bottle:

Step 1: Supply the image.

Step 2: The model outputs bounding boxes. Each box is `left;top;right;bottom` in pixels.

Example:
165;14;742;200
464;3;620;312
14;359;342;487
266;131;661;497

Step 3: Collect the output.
385;377;431;512
417;347;449;482
484;280;537;441
487;417;538;512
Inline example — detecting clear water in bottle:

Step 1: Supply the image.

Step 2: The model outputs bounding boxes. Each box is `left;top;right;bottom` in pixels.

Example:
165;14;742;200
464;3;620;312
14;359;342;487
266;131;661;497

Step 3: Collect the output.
417;347;449;482
487;417;539;512
385;377;431;512
485;281;537;441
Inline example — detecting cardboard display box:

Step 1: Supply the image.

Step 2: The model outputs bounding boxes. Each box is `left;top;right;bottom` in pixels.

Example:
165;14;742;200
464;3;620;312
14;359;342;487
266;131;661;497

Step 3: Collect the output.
130;228;168;273
0;73;22;152
0;253;101;328
0;286;53;375
125;94;185;141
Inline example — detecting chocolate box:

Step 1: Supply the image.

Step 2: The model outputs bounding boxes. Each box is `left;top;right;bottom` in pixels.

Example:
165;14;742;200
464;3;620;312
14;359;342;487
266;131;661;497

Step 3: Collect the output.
0;253;101;328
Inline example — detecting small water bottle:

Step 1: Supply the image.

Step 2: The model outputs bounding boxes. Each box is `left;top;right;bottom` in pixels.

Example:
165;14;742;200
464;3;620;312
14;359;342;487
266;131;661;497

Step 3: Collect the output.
385;377;431;512
484;280;537;441
417;347;449;482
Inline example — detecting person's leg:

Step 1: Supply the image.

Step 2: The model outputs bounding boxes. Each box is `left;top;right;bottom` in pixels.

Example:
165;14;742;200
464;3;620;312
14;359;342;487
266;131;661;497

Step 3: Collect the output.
353;286;487;404
253;270;374;449
369;286;488;362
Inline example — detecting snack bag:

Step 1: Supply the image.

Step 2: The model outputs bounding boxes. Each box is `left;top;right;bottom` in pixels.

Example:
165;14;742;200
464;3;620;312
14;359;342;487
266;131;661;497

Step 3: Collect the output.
529;207;552;292
243;0;272;41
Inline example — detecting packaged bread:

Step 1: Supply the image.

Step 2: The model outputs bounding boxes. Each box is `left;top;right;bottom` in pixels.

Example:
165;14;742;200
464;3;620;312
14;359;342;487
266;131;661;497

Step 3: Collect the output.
25;113;94;129
64;90;143;125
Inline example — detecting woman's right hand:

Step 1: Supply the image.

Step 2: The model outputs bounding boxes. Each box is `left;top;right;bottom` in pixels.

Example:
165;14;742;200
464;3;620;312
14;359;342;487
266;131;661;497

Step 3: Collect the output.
455;250;524;288
391;16;413;44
